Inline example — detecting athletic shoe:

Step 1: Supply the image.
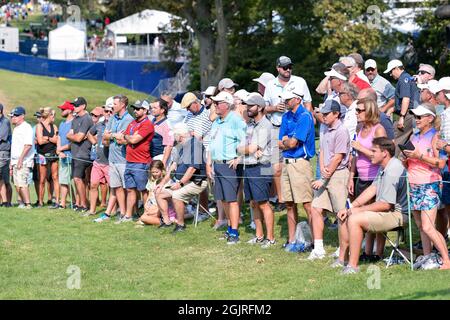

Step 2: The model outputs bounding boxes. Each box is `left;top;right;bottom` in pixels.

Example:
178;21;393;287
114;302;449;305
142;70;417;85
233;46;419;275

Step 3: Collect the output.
219;231;230;240
330;259;346;268
261;239;276;249
115;216;133;224
247;236;264;244
227;235;240;245
196;212;209;222
94;213;110;223
359;252;371;262
49;203;62;210
413;254;430;270
330;247;340;258
158;221;173;229
172;224;186;234
18;204;25;209
72;204;79;211
23;204;32;210
421;253;442;270
369;255;383;263
82;211;97;217
308;249;326;260
75;206;88;213
212;220;228;230
341;265;360;275
248;221;256;230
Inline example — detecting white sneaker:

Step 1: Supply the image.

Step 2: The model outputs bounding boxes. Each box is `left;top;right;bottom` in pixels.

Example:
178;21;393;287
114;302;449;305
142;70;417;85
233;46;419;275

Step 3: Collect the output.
248;221;256;230
413;254;430;270
196;212;209;222
247;236;264;244
421;254;442;270
115;216;133;224
308;249;326;260
213;220;228;230
330;247;340;258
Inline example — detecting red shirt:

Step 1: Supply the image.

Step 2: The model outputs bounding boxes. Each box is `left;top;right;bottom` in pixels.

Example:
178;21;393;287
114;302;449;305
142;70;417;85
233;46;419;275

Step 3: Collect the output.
352;75;371;90
125;117;154;164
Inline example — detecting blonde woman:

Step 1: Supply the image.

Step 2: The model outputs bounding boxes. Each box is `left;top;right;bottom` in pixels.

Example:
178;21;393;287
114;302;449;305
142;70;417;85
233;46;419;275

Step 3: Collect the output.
35;107;60;208
347;98;387;263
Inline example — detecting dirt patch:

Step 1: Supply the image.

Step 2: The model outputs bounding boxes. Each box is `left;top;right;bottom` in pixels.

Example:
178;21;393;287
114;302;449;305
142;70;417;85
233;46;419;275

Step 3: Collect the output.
0;88;11;114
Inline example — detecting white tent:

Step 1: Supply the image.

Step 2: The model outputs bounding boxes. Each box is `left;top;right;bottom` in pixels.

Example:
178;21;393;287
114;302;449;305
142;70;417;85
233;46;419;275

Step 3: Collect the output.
48;24;86;60
106;9;183;36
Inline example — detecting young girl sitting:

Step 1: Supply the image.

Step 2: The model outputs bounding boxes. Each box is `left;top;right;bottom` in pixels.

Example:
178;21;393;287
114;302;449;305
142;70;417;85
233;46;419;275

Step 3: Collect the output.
136;160;176;226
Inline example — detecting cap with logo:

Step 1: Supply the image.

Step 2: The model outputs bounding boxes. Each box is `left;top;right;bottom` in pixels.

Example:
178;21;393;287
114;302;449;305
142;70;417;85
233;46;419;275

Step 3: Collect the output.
234;89;250;101
218;78;238;91
410;104;436;117
181;92;198;109
384;59;403;74
418;63;436;77
364;59;377;70
243;92;266;108
279;86;305;101
211;91;234;105
70;97;87;107
9;106;26;117
320;99;341;114
58;101;74;111
324;68;347;81
131;99;150;110
253;72;275;87
277;56;293;67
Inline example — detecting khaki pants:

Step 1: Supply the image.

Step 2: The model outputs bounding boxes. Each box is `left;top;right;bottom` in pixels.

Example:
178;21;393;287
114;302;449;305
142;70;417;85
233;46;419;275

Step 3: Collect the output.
281;159;313;203
312;168;349;213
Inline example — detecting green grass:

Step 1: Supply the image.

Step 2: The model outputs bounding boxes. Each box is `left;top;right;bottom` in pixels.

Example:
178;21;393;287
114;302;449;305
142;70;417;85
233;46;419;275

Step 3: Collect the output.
0;206;449;300
0;69;149;120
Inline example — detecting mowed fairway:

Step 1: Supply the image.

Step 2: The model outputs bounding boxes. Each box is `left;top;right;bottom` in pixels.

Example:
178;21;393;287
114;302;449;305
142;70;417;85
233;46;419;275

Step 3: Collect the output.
0;70;449;300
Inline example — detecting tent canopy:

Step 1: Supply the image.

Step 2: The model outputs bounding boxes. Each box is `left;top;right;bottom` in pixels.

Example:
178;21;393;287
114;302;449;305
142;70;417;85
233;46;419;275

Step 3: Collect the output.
106;9;184;35
48;24;86;60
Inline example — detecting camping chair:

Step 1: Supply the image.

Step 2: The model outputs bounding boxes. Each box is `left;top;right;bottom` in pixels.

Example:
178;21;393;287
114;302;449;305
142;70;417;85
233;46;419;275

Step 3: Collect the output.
192;194;216;227
383;223;411;268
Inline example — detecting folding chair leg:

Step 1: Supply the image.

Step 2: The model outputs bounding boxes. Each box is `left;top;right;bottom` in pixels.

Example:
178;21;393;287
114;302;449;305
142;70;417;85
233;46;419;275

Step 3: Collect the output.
194;195;200;227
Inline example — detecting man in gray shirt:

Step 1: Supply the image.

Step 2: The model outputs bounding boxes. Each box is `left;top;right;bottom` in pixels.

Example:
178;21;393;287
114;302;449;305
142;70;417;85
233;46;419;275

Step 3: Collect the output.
364;59;395;115
337;137;408;274
0;104;12;206
237;93;275;248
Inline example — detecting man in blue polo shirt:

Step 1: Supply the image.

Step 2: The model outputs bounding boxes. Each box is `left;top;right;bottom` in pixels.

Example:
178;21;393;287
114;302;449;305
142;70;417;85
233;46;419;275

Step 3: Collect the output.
278;88;315;253
207;91;247;245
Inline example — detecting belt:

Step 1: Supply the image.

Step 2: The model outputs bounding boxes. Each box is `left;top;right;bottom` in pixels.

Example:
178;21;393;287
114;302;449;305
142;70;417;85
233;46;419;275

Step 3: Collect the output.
284;158;308;164
213;159;237;164
272;124;281;128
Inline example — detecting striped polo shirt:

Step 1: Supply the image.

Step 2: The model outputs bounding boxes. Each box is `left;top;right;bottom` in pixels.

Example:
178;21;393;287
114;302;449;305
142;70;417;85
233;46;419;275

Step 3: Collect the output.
184;106;212;149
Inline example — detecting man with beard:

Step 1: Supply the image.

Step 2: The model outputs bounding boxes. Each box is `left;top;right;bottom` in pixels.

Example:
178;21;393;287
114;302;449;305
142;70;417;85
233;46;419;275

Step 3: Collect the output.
237;92;275;248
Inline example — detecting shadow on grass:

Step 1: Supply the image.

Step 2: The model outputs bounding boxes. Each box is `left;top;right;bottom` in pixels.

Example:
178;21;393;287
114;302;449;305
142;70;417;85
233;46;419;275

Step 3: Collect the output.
390;288;450;300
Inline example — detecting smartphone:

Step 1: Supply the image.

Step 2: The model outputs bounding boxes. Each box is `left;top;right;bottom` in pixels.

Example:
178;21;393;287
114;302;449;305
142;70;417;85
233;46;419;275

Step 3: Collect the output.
398;140;415;154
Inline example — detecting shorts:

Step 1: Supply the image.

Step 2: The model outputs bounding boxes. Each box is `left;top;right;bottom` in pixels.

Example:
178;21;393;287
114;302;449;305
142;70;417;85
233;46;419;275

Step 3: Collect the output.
365;211;406;233
243;163;272;202
109;162;127;188
12;165;32;188
355;179;374;198
281;159;313;203
409;182;441;211
91;161;110;185
71;158;92;179
0;151;10;182
312;168;349;213
441;171;450;205
271;126;283;163
58;157;72;185
124;162;149;191
213;163;243;202
164;180;208;204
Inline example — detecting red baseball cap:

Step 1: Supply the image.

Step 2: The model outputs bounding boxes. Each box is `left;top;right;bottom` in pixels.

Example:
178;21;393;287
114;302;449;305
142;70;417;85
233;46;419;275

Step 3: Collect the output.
58;101;74;111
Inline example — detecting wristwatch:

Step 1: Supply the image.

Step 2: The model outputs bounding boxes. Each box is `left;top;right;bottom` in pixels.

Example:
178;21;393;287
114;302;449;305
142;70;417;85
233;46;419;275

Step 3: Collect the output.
179;181;185;187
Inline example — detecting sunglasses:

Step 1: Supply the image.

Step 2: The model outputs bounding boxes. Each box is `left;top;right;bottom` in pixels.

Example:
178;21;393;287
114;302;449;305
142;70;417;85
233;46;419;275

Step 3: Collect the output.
418;70;431;75
365;68;375;72
280;65;293;71
413;114;430;120
355;108;366;114
104;110;113;114
10;114;20;118
338;92;348;97
90;113;100;117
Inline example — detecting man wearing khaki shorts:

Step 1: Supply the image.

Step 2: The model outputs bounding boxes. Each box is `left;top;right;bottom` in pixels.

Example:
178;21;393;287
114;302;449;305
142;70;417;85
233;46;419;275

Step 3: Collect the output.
337;137;408;274
309;100;350;260
278;88;315;253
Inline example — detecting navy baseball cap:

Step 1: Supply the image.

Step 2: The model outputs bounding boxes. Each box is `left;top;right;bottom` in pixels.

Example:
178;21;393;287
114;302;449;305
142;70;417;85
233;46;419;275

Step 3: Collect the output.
9;106;26;116
70;97;87;107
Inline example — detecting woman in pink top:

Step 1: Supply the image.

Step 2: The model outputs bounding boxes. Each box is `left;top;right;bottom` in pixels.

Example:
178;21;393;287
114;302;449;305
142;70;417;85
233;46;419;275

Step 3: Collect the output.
348;98;386;262
403;103;450;270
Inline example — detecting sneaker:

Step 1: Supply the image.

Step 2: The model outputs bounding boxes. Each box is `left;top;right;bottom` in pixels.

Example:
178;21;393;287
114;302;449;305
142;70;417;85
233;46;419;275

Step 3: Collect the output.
48;203;61;209
94;213;111;223
261;239;276;249
359;252;371;262
82;211;97;217
247;236;265;244
219;231;230;240
308;249;326;260
330;259;346;268
369;255;383;263
115;216;133;224
330;247;340;258
248;221;256;230
18;203;25;209
227;235;240;245
34;203;43;208
172;224;186;234
75;206;88;213
213;220;228;230
341;265;360;275
72;204;79;211
158;221;173;228
413;254;431;270
196;212;209;222
421;253;442;270
23;204;32;210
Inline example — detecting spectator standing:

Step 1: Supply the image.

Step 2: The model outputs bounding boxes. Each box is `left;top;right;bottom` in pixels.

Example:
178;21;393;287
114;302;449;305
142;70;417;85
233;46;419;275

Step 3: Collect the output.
9;106;34;209
339;56;371;91
364;59;395;115
161;91;187;129
115;100;154;223
66;97;94;213
253;72;275;96
56;101;76;209
150;99;174;166
0;103;12;207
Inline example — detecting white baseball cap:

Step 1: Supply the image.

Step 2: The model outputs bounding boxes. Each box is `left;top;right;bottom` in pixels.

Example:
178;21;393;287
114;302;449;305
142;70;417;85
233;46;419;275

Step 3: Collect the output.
234;89;250;101
253;72;275;87
411;104;436;117
202;86;216;96
364;59;377;70
104;96;114;110
437;77;450;94
324;68;347;81
417;80;440;95
384;59;403;74
218;78;238;91
211;91;234;104
279;88;304;101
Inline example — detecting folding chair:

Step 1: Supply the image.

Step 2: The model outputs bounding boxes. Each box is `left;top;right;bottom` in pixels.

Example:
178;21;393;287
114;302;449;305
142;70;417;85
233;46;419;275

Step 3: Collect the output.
384;225;411;268
192;194;216;227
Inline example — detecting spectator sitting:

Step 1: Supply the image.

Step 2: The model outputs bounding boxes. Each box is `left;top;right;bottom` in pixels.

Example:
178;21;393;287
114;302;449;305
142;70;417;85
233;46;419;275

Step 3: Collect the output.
155;123;208;233
337;137;409;274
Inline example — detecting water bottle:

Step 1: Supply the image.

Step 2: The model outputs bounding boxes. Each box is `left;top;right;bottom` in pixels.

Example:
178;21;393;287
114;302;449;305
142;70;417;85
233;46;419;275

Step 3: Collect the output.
440;132;447;159
346;198;352;210
351;133;358;157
